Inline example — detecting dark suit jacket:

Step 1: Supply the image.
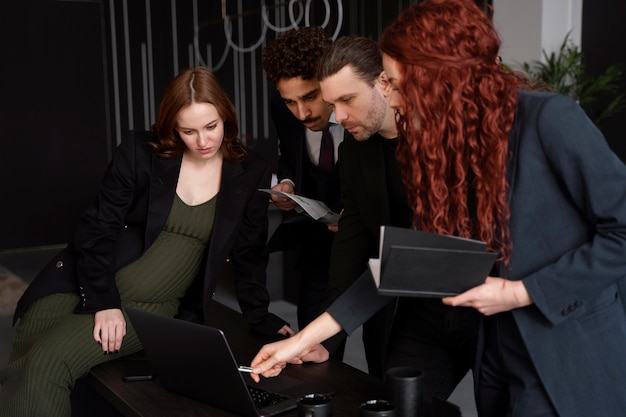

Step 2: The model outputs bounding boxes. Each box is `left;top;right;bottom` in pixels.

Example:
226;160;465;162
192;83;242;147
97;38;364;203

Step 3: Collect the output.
327;91;626;416
323;133;392;307
266;94;345;274
14;131;287;336
271;92;342;212
502;90;626;416
320;134;400;371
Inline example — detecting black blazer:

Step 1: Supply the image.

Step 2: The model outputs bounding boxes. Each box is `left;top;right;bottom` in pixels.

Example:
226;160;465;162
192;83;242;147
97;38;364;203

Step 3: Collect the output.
14;131;287;336
324;134;392;306
267;93;345;254
319;134;401;365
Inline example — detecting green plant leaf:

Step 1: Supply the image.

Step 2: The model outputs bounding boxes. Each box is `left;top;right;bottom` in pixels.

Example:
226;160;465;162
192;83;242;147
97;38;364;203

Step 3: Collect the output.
515;32;626;127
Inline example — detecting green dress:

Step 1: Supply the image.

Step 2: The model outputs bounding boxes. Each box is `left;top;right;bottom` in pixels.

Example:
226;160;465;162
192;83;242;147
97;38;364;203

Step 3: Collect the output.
0;194;217;417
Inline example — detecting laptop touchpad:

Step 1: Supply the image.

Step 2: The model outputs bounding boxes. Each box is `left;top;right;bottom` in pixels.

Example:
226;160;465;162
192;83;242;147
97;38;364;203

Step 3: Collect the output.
252;374;304;393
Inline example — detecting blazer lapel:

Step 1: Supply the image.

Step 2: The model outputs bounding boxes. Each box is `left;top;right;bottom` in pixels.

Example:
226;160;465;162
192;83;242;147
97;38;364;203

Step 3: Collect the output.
294;127;306;191
205;159;245;286
145;153;182;248
500;99;522;278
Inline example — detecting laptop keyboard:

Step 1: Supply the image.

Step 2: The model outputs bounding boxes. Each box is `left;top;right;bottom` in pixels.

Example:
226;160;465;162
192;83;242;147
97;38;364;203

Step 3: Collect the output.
248;385;289;409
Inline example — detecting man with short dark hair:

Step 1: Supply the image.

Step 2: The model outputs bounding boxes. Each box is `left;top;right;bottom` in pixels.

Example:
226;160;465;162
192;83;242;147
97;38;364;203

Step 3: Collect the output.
315;35;402;378
317;37;479;400
262;27;345;334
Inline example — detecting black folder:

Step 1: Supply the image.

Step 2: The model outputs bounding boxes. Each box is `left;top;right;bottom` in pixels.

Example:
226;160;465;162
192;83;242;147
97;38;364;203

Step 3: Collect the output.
369;226;498;297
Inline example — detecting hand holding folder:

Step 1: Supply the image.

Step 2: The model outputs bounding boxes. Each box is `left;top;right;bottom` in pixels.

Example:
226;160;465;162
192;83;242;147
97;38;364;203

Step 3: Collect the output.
368;226;498;297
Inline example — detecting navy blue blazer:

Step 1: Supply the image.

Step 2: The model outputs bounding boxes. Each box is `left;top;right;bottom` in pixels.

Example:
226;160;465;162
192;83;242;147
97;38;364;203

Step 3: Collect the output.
327;91;626;416
15;131;288;336
503;90;626;416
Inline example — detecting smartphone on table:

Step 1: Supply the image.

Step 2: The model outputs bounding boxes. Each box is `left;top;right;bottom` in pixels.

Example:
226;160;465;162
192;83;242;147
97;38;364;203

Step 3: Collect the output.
122;356;155;382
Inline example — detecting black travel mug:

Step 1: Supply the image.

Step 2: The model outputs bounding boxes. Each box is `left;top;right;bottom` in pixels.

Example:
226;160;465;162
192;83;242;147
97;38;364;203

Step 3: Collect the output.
385;366;423;417
359;399;397;416
297;393;333;417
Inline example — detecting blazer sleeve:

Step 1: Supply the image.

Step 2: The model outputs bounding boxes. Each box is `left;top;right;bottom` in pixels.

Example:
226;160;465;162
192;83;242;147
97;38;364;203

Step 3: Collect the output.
230;154;290;336
326;269;395;335
72;132;146;313
515;94;626;325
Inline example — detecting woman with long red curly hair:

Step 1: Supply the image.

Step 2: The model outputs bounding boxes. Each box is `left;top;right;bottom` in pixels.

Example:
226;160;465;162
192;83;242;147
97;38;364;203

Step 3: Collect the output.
381;2;515;265
381;0;626;415
250;1;626;416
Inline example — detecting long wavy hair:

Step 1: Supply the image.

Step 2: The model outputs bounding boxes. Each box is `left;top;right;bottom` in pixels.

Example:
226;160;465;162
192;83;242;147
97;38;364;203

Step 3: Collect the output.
380;0;518;265
152;67;246;161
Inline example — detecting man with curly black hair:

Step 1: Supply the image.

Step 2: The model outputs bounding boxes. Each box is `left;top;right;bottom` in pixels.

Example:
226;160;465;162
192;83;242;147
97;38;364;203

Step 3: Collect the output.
262;27;346;337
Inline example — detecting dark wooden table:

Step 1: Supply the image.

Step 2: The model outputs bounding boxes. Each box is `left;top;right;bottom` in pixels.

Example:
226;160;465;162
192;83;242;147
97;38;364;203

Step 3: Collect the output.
88;301;386;416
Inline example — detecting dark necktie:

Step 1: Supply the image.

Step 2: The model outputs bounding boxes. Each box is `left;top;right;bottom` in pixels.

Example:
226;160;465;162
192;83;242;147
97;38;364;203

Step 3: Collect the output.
319;127;334;174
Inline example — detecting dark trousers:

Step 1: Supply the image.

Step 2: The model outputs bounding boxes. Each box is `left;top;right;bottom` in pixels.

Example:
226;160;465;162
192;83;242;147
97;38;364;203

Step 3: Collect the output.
386;298;479;417
295;222;335;329
294;222;346;361
362;301;396;378
477;313;557;417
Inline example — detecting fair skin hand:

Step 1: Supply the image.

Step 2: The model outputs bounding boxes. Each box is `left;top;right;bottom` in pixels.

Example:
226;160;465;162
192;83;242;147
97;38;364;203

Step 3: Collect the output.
326;209;343;233
270;182;298;211
249;312;341;382
442;277;533;315
94;309;126;353
277;324;296;337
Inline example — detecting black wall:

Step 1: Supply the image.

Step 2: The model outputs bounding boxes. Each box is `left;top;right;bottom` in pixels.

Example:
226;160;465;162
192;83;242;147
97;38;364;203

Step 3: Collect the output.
1;0;416;250
1;0;112;249
582;1;626;161
1;0;623;250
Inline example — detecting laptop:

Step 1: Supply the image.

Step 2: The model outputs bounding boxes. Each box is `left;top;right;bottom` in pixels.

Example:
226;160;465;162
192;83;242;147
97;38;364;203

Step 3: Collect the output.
126;307;328;417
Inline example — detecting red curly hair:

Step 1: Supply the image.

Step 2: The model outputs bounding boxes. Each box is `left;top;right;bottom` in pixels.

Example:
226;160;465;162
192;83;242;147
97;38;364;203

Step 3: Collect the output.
380;0;518;265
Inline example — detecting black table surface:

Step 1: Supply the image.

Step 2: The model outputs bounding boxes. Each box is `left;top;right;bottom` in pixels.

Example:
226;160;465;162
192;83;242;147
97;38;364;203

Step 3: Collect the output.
88;301;386;417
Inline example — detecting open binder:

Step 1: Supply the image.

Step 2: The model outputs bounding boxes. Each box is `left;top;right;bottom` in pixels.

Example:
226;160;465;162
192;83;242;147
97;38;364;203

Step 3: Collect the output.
368;226;498;297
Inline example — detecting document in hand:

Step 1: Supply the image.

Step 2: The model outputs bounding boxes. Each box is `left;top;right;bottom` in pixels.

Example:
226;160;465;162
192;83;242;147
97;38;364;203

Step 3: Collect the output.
368;226;498;297
259;189;340;225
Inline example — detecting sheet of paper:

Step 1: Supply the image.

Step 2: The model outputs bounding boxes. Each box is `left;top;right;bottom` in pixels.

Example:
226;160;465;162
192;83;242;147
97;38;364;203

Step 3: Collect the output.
259;189;340;224
368;258;381;288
